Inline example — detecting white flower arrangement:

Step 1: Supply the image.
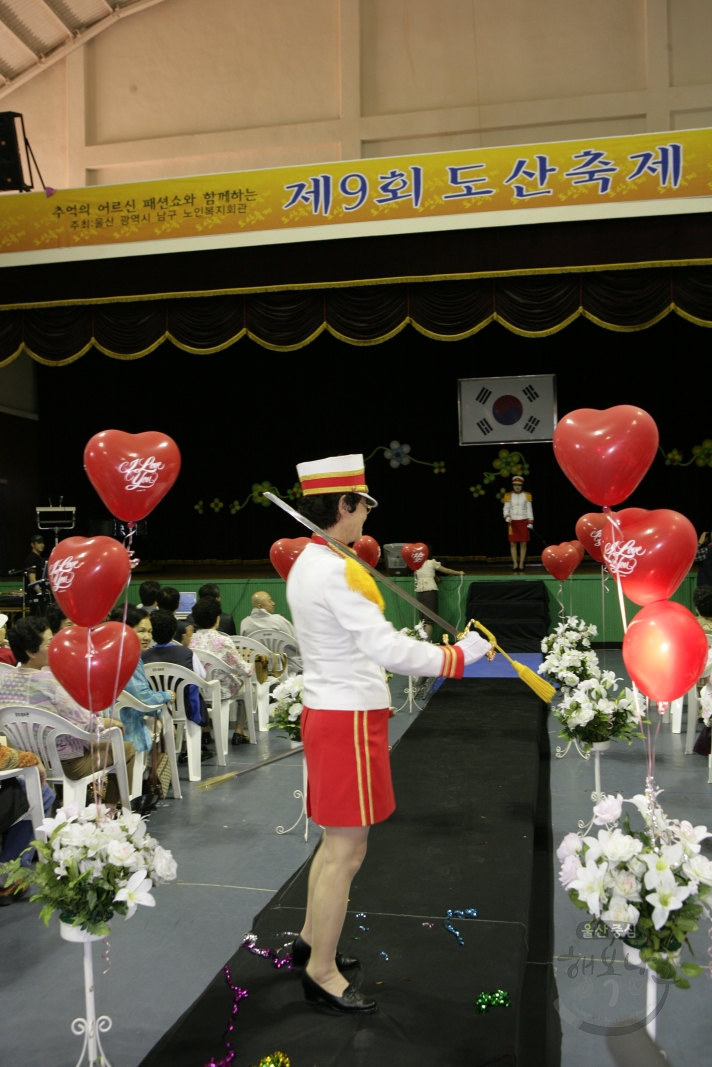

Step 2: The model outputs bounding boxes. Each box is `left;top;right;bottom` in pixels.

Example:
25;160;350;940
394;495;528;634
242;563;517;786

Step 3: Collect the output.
268;675;304;741
0;802;177;936
539;615;600;693
555;674;646;748
399;622;429;641
558;790;712;986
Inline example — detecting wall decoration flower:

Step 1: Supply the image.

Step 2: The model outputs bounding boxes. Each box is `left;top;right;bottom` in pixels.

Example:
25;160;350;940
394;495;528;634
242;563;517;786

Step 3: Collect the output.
383;441;411;468
252;482;273;506
229;500;242;514
209;497;224;512
470;484;485;498
665;449;683;466
692;440;712;467
495;487;508;502
287;483;303;499
194;500;204;515
433;461;446;474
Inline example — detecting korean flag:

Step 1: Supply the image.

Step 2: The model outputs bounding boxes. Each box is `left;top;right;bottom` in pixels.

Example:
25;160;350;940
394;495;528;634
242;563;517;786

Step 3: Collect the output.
458;374;556;445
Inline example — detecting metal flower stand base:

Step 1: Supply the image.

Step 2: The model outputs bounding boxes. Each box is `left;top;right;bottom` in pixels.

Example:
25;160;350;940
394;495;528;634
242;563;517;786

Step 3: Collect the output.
276;747;309;841
394;676;432;715
624;944;667;1042
556;738;609;810
60;920;113;1067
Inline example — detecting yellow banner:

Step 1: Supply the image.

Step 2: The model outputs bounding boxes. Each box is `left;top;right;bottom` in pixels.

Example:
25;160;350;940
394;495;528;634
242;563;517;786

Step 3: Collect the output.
0;128;709;255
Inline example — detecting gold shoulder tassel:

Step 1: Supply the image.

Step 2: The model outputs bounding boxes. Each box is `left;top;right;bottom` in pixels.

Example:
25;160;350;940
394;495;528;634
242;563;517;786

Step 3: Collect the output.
345;556;385;613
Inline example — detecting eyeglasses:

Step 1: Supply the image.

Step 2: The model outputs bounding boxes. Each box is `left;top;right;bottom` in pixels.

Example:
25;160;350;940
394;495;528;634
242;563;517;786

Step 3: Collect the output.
360;499;373;513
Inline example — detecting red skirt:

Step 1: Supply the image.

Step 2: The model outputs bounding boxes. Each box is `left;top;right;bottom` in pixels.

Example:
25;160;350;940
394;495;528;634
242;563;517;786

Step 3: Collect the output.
508;519;530;543
302;707;395;827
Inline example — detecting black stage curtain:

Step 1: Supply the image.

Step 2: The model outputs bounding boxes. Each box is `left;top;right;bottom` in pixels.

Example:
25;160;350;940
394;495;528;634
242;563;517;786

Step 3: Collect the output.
3;265;712;365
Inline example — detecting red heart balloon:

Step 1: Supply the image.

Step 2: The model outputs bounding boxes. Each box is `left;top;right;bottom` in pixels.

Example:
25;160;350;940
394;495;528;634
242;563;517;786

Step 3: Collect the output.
542;543;580;581
48;622;140;712
270;537;310;581
623;601;709;702
553;406;659;506
48;536;131;628
353;535;381;568
84;430;181;522
601;508;698;606
575;512;610;563
566;540;585;563
402;543;429;571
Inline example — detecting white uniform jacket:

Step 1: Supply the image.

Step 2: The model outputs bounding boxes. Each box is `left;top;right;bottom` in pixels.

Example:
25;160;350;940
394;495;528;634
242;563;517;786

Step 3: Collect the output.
287;541;461;710
503;491;533;524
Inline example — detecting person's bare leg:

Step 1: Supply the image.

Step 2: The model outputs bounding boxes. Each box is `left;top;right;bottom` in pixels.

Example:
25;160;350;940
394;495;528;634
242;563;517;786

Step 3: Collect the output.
300;836;325;946
520;543;527;570
510;543;518;570
305;825;369;997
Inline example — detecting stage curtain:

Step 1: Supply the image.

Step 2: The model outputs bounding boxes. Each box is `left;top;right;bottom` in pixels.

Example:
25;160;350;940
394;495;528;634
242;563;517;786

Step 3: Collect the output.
3;265;712;365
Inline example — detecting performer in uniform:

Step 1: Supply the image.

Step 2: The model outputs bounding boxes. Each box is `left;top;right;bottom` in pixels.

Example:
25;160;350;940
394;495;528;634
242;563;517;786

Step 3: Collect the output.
287;454;492;1014
502;475;533;574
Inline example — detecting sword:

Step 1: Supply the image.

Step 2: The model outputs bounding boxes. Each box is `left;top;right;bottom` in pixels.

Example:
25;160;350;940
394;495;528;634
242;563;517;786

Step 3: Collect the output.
264;492;459;638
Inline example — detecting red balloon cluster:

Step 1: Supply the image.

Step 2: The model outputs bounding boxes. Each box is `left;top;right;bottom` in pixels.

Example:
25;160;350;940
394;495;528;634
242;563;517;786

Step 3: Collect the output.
553;405;659;507
49;623;141;712
542;541;583;581
556;405;702;701
402;543;429;571
353;535;381;568
47;429;182;711
270;537;310;580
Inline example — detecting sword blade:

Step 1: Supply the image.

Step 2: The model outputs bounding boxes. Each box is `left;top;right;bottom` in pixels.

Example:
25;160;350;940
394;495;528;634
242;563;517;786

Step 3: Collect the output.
264;492;458;638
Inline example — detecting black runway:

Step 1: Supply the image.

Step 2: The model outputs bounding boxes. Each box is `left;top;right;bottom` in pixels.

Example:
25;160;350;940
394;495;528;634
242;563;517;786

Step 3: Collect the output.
140;680;560;1067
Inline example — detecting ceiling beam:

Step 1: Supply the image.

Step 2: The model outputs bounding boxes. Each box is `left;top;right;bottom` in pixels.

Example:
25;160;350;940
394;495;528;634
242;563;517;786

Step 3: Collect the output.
31;0;76;41
0;0;171;100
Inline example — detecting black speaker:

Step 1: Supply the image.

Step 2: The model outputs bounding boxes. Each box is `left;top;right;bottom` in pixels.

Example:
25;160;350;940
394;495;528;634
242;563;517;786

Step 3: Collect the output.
0;113;31;192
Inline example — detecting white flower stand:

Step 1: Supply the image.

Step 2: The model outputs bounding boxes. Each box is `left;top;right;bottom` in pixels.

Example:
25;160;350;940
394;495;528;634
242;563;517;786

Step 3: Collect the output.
623;944;673;1043
60;920;113;1067
275;748;309;841
590;740;609;803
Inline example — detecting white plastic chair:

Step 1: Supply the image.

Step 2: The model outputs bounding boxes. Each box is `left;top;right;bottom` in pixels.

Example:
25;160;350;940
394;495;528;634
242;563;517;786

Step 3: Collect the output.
0;705;130;810
251;627;302;674
192;648;257;746
111;690;182;801
0;662;17;671
142;663;223;783
684;637;712;760
0;763;46;846
231;635;289;730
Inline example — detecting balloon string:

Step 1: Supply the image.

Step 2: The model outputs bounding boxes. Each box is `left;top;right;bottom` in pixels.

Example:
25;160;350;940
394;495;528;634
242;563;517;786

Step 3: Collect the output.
604;510;659;794
556;581;565;619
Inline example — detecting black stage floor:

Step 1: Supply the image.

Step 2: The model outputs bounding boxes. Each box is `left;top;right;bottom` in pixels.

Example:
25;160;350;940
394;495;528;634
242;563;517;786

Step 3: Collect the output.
140;680;560;1067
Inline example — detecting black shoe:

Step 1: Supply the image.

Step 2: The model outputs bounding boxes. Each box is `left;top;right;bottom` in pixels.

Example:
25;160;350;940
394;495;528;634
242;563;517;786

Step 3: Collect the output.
200;748;215;762
131;794;157;815
231;732;250;746
178;751;188;764
302;971;376;1014
291;935;359;971
0;885;27;906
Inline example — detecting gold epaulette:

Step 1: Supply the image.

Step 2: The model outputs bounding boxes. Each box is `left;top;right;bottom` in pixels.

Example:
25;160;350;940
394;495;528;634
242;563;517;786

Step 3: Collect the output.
344;556;385;612
503;493;511;501
525;492;532;501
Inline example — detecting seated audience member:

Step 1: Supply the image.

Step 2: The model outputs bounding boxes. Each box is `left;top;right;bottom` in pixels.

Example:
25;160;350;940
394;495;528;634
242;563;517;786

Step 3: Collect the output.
45;603;72;635
0;741;55;900
240;591;297;641
0;613;15;665
137;580;161;613
175;618;194;647
141;609;211;760
2;618;137;809
190;597;253;744
156;586;181;614
108;606;174;805
185;584;236;635
693;586;712;637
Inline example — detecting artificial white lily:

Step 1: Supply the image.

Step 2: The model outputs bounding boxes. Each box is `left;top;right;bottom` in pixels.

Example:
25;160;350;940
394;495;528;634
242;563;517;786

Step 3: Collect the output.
113;870;156;919
645;869;691;930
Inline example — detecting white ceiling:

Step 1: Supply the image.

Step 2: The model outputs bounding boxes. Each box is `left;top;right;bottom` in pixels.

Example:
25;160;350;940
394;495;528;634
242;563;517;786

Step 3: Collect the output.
0;0;168;93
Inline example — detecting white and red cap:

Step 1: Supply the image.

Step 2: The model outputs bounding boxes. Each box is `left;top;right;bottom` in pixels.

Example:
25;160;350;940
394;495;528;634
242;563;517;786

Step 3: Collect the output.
296;454;378;507
512;475;524;485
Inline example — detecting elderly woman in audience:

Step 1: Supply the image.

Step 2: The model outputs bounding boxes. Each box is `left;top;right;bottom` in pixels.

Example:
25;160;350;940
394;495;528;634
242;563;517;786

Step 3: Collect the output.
190;597;253;745
109;606;173;811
